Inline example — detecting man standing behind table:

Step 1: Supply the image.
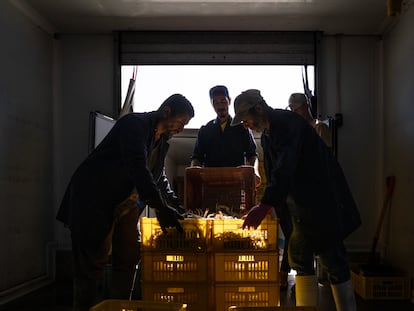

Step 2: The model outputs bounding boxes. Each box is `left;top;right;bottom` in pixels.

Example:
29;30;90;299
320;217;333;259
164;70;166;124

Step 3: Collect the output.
57;94;195;311
232;89;361;311
191;85;260;186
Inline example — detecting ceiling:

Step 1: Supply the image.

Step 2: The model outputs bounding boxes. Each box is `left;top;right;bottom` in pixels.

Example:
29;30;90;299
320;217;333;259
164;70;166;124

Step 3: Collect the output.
14;0;393;35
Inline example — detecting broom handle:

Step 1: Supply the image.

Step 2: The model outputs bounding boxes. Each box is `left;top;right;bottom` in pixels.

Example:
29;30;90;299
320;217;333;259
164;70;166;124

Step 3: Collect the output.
370;176;396;259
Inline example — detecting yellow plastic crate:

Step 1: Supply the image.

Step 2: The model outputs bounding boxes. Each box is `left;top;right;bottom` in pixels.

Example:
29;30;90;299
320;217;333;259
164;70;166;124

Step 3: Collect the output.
214;252;279;282
212;218;278;251
215;282;280;311
142;282;211;311
89;299;187;311
140;217;209;251
141;251;208;282
351;270;411;300
228;307;318;311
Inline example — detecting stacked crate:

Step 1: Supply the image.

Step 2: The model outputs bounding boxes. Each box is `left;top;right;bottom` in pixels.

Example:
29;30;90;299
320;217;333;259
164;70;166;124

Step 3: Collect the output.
211;218;280;311
141;167;280;311
140;217;212;311
184;167;256;218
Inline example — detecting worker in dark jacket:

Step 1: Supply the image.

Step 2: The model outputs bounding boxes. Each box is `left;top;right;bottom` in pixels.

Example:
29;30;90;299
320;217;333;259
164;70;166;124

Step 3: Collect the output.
191;85;260;182
232;89;361;311
57;94;194;311
261;134;293;290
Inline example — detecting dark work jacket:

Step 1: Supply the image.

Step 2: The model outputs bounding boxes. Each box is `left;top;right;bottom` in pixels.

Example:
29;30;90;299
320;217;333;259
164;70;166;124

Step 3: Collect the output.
260;109;361;251
149;135;177;204
191;116;257;167
57;112;174;243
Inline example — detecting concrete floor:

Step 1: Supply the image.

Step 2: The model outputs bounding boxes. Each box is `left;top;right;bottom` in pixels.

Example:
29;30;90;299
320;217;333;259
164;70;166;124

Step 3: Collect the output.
1;273;413;311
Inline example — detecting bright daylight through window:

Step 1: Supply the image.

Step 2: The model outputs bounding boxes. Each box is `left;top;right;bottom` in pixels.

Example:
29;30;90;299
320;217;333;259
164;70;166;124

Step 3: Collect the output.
121;65;314;129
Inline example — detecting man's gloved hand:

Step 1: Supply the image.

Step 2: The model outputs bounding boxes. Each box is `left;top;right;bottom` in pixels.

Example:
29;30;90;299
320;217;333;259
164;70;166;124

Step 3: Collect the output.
242;203;273;229
156;205;184;234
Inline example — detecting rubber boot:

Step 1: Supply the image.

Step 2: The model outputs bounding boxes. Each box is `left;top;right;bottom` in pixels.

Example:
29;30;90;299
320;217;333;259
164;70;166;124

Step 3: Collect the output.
331;280;357;311
295;275;319;306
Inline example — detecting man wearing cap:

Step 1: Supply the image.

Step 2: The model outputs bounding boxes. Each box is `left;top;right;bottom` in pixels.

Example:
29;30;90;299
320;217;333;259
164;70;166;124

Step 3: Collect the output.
232;89;360;311
191;85;260;185
288;92;332;148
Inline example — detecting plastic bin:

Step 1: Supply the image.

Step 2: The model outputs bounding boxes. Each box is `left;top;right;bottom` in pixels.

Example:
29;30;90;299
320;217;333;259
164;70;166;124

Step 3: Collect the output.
214;252;279;282
228;307;318;311
211;218;278;251
215;282;279;311
184;167;256;217
141;251;208;282
142;282;211;311
89;299;187;311
351;270;411;300
140;217;209;251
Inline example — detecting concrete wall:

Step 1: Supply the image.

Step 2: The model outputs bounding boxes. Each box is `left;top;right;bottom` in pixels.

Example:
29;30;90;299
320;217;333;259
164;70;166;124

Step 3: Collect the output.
319;35;383;251
54;34;115;248
0;1;55;300
382;4;414;279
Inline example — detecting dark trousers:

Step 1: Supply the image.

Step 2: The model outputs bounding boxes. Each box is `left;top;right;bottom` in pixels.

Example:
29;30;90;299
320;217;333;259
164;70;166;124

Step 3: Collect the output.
285;195;351;284
288;216;351;284
71;204;140;311
275;203;293;273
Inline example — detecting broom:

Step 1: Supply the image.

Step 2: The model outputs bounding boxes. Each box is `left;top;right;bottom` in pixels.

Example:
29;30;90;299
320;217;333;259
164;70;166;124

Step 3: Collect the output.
359;175;396;275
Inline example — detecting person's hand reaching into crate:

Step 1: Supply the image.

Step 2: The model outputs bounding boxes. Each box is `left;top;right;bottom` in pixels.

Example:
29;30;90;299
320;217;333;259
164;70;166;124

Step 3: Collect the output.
156;204;185;234
242;203;273;229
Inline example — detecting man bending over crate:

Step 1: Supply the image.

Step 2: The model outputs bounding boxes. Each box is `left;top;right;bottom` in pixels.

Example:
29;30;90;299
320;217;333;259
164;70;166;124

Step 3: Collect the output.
232;89;361;311
57;94;194;311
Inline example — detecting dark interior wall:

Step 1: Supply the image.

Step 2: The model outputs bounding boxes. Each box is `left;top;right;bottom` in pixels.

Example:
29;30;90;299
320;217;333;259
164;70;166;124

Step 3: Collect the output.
319;35;383;252
0;0;54;297
55;34;115;247
382;5;414;280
